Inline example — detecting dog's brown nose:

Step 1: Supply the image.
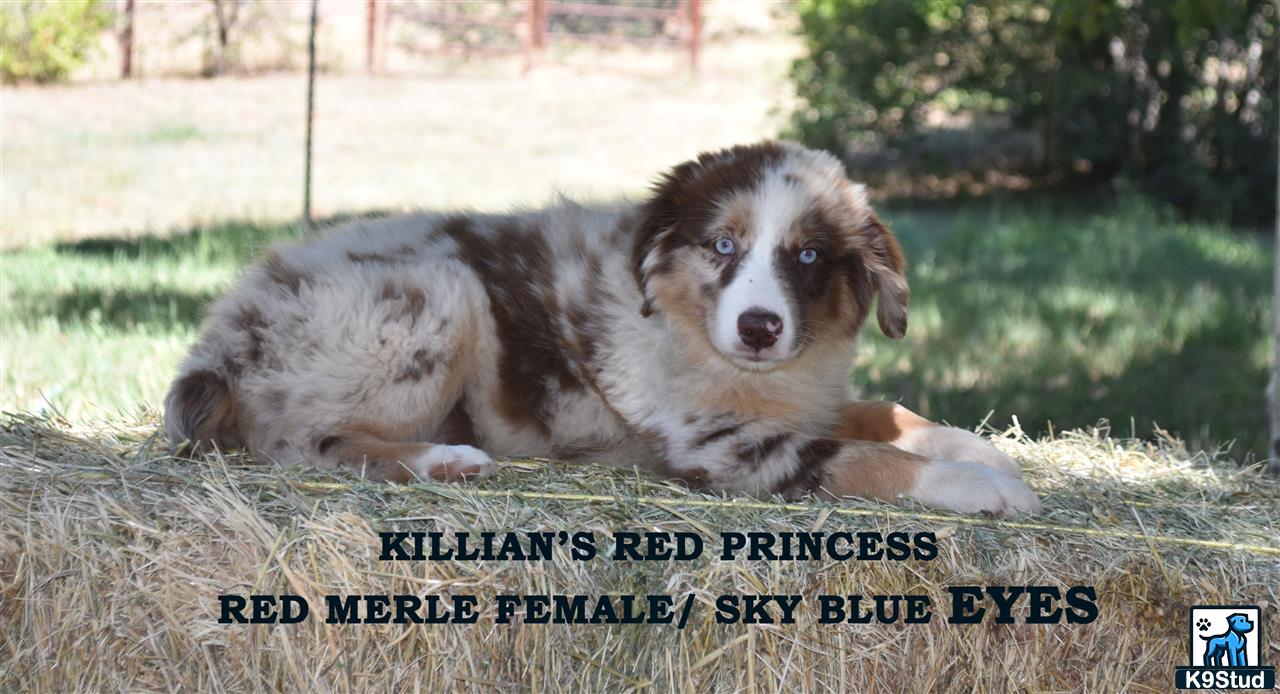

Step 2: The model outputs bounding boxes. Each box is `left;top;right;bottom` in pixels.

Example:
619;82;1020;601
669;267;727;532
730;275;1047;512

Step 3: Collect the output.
738;310;782;350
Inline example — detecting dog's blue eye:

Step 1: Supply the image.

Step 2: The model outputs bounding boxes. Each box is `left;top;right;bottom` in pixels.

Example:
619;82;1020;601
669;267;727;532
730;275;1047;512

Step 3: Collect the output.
798;248;818;264
714;237;736;255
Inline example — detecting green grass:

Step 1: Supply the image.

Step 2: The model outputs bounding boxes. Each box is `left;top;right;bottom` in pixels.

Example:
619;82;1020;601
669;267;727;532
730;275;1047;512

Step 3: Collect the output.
1;195;1271;457
861;193;1272;459
0;220;299;422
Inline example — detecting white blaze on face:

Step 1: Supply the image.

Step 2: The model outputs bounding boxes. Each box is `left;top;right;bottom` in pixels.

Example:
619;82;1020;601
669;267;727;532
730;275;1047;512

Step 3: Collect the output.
712;166;809;365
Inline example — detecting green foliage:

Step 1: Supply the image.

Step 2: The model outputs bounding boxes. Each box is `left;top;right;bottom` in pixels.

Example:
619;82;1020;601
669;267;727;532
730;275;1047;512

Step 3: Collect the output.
789;0;1278;224
0;0;111;83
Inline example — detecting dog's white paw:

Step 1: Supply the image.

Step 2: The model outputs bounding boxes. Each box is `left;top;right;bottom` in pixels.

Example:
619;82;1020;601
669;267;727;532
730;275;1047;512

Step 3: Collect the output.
894;426;1023;478
908;460;1041;516
411;444;496;482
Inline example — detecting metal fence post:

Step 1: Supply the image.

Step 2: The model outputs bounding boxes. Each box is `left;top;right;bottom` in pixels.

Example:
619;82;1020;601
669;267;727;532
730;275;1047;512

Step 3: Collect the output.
366;0;377;75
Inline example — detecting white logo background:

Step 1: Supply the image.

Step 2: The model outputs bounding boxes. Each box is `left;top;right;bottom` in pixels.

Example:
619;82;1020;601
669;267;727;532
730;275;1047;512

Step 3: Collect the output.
1190;606;1262;667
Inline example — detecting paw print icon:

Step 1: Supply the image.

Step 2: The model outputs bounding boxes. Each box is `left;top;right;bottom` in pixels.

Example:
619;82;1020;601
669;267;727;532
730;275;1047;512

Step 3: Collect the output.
1195;617;1211;631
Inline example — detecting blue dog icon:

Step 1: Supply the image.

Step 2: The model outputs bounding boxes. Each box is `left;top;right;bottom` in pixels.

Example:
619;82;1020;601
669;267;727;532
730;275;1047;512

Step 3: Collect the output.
1201;613;1253;667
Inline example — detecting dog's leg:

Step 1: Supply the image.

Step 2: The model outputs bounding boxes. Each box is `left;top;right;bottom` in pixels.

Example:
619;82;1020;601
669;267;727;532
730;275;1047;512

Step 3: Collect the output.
673;419;1040;516
835;401;1023;478
314;425;494;483
808;440;1040;515
220;259;499;483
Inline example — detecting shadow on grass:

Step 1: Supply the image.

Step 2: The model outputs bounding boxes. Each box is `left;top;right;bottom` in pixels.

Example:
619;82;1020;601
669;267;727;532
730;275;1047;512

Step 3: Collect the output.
8;214;385;331
39;286;221;330
859;193;1271;459
51;211;388;264
868;313;1268;457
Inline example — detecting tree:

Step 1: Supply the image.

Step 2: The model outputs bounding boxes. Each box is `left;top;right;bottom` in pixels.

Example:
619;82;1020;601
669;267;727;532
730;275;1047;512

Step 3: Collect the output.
788;0;1278;225
204;0;254;77
0;0;111;83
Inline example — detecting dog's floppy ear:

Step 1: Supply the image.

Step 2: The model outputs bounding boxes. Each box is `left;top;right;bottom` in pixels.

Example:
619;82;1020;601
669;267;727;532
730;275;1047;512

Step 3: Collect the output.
844;182;909;338
860;212;909;338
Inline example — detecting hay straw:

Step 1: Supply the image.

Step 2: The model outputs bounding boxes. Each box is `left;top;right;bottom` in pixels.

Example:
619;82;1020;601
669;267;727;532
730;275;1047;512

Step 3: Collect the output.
3;413;1278;692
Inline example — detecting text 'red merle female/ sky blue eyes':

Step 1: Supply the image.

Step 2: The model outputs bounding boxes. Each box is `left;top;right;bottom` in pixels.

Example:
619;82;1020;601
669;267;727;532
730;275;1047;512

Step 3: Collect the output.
714;237;736;255
799;248;818;264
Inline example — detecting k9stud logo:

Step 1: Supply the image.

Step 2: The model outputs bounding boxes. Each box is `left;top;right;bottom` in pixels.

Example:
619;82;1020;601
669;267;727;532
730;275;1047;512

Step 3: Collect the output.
1176;605;1276;690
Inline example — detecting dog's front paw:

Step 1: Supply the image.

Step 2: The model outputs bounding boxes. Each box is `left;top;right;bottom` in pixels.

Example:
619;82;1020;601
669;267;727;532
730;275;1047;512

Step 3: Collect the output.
894;426;1022;478
411;444;496;482
908;460;1041;516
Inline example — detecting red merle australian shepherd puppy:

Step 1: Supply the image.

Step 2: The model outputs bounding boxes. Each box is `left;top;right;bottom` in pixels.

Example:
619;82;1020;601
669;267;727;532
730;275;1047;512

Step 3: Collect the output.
166;142;1040;516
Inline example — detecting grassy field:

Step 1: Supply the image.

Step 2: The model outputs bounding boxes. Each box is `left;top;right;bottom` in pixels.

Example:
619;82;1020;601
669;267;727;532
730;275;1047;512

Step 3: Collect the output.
0;36;795;249
2;191;1271;458
865;192;1273;460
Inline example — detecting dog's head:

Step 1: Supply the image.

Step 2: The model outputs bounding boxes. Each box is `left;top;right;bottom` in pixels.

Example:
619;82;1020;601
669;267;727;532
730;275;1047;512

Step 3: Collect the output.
1228;614;1254;633
633;141;908;371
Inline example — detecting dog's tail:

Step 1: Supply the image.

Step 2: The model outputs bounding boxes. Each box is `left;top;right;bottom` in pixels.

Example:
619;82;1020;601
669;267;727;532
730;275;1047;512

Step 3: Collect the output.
164;366;243;453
